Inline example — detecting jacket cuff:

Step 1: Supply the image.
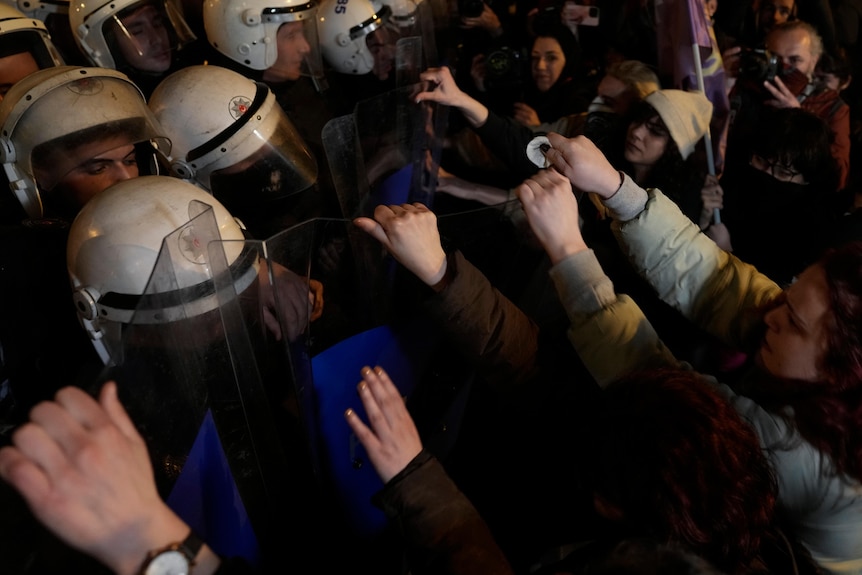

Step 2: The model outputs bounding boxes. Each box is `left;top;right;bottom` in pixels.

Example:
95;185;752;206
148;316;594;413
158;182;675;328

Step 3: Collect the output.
602;172;648;221
548;248;615;316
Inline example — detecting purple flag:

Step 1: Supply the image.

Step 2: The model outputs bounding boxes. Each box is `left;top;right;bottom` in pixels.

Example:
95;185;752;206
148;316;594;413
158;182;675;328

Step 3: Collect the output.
656;0;729;173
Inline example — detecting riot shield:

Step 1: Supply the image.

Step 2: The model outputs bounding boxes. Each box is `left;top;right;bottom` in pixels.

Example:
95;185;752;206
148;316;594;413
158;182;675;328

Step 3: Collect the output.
104;200;309;569
322;83;447;220
106;191;537;571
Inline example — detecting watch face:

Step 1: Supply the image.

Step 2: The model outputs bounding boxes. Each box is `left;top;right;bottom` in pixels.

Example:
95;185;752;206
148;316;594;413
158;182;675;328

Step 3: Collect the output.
144;549;190;575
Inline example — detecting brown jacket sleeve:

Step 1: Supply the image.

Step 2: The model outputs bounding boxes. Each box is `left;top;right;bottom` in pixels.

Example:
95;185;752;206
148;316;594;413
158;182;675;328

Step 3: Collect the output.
422;251;541;392
377;451;516;575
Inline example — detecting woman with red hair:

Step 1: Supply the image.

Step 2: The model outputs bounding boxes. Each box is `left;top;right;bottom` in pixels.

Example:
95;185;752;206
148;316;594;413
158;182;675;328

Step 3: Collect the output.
520;134;862;573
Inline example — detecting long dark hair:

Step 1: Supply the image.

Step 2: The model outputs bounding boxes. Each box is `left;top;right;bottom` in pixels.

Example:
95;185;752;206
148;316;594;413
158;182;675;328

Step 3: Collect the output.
621;101;706;222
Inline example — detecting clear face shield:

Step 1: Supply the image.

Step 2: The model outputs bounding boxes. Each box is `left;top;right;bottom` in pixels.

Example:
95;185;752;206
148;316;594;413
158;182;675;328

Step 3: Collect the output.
322;83;444;218
31;118;166;192
103;0;196;73
184;88;317;204
262;4;326;88
0;30;64;97
96;196;325;562
208;116;319;207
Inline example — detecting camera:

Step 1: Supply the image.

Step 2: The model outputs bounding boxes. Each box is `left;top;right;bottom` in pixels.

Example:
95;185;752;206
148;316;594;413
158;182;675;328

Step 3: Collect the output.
738;48;781;84
458;0;485;18
485;45;527;89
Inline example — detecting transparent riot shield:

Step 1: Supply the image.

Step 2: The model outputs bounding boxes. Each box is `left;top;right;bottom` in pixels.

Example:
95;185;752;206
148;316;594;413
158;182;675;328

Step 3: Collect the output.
106;191;537;571
322;83;447;220
388;0;439;85
103;200;313;569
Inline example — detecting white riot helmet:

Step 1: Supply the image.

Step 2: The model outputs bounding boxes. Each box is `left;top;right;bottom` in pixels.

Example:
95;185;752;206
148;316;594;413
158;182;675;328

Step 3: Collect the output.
3;0;68;20
69;0;195;71
149;65;317;207
203;0;324;81
317;0;391;75
381;0;417;29
0;3;65;93
0;66;170;218
67;175;255;364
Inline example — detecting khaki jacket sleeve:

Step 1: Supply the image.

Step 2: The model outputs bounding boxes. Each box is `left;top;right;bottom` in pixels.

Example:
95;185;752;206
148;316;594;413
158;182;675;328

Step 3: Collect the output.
549;249;682;387
610;189;782;350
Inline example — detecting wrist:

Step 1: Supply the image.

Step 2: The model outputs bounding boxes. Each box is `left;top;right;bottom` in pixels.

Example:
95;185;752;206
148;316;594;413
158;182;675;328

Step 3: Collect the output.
424;251;449;290
602;170;625;199
110;511;190;575
548;240;589;265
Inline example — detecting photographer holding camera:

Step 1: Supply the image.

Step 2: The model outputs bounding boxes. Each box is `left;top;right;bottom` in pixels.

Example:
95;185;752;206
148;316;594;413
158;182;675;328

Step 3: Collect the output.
727;20;849;189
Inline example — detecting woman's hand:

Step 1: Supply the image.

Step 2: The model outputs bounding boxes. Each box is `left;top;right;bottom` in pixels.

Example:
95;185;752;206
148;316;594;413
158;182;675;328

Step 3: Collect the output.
699;174;723;230
544;133;622;198
513;102;541;127
0;383;213;575
344;366;423;484
704;222;733;252
354;203;447;286
470;53;488;93
518;168;588;264
460;4;503;36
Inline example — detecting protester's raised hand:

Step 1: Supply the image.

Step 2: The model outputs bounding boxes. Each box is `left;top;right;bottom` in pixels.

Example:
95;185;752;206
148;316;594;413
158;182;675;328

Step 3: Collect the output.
344;366;423;484
460;3;502;35
417;67;467;107
354;203;447;287
518;168;588;264
544;133;622;198
0;383;200;575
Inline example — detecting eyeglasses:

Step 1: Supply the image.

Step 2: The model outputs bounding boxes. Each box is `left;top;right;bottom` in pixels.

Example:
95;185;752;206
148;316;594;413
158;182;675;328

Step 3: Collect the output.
750;154;808;184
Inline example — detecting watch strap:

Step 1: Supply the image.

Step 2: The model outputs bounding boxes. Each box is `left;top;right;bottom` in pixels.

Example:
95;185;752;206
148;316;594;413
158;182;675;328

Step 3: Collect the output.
139;530;204;575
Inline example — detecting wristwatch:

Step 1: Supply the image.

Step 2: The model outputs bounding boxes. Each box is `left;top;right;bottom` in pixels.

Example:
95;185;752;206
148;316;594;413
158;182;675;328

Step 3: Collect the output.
139;531;203;575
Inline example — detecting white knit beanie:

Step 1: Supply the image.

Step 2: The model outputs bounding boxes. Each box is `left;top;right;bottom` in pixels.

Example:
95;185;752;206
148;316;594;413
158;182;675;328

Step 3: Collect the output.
644;90;713;160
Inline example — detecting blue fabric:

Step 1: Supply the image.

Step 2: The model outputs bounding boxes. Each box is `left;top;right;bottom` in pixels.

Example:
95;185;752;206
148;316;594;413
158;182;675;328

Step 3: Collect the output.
166;410;260;564
311;322;432;537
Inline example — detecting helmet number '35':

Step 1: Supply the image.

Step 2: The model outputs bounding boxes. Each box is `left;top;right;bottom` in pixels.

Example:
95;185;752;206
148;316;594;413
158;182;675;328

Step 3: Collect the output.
335;0;349;14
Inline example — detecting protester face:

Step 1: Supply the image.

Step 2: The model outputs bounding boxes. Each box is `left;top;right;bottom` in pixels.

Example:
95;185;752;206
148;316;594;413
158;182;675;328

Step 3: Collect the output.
531;36;566;93
43;139;139;212
750;153;807;184
624;115;669;168
757;265;829;381
704;0;717;19
597;74;636;115
366;27;395;81
758;0;795;32
264;21;311;83
0;51;40;100
767;28;817;78
114;3;172;73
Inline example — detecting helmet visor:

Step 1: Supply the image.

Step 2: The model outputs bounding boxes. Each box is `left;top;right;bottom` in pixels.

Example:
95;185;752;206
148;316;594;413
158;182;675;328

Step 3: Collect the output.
31;117;167;192
209;114;319;206
104;0;196;73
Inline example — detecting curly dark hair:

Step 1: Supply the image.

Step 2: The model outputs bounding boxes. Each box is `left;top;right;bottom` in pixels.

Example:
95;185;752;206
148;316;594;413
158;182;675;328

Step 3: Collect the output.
584;368;777;574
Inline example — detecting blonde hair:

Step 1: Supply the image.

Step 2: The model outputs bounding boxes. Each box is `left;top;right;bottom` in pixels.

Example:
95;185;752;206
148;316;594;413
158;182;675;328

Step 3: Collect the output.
606;60;661;100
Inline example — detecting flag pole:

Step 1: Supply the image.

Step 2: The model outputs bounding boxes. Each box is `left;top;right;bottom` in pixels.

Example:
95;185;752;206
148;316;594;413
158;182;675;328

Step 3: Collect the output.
691;41;721;224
